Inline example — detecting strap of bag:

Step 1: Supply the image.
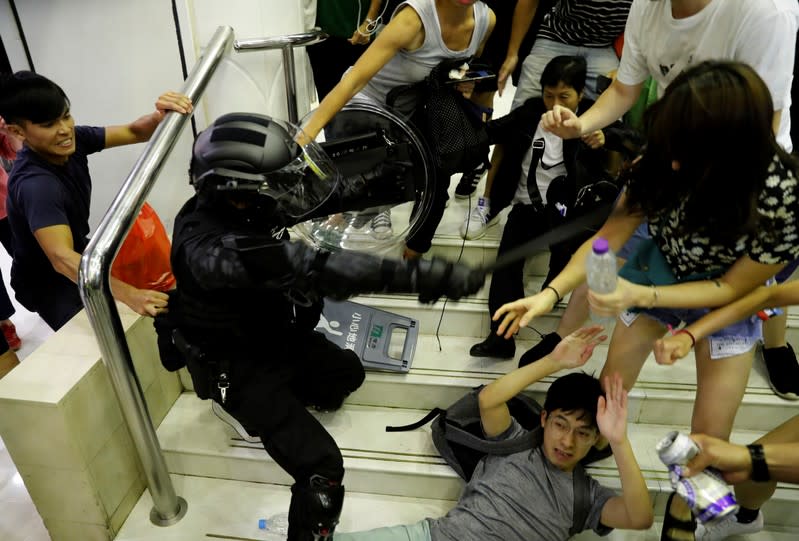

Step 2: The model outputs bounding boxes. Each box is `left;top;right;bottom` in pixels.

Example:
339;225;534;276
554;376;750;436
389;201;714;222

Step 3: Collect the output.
484;203;613;274
385;408;445;432
569;464;591;536
526;138;546;206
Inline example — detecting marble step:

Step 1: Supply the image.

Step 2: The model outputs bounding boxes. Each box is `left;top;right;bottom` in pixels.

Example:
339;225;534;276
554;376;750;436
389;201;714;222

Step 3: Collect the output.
156;394;799;529
352;291;799;342
178;334;799;432
116;473;799;540
347;335;799;432
114;473;799;541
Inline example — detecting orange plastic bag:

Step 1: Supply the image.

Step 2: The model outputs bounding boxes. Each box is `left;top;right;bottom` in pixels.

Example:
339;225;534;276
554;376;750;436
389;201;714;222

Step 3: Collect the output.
111;202;176;292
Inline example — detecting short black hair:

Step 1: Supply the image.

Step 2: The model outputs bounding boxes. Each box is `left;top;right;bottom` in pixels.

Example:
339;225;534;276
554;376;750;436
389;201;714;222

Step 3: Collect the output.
543;372;603;429
540;56;588;94
0;71;70;125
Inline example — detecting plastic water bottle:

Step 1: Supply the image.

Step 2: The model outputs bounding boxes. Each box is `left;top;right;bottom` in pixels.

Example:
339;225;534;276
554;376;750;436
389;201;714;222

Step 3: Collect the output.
259;512;290;536
585;237;617;326
656;431;738;523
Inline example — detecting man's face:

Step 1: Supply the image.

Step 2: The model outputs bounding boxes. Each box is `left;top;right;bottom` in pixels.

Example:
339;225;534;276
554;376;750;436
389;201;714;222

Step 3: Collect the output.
543;82;582;113
540;409;599;471
11;110;76;165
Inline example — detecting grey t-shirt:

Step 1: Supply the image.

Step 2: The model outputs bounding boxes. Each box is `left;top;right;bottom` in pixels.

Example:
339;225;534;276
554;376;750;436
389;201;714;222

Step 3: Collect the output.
428;420;615;541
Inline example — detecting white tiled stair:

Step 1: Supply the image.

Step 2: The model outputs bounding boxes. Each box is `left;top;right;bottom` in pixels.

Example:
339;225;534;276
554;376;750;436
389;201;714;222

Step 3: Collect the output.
116;179;799;540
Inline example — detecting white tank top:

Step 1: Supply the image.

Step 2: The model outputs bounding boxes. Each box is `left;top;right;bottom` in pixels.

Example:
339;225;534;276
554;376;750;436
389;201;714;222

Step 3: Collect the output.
358;0;490;106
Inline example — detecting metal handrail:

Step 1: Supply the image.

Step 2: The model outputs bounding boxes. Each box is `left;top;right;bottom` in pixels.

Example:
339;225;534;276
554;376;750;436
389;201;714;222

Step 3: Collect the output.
77;25;234;526
234;29;327;123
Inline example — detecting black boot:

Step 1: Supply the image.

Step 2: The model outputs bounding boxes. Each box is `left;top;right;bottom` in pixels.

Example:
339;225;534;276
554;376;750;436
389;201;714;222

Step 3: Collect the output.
518;332;561;367
288;475;345;540
469;333;515;359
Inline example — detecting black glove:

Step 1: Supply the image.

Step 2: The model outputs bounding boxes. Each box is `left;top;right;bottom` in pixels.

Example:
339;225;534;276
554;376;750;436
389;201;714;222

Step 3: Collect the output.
415;257;486;304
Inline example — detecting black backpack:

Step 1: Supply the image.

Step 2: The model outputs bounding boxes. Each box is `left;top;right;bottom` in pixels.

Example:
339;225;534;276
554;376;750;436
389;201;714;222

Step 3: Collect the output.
387;58;491;176
387;386;592;537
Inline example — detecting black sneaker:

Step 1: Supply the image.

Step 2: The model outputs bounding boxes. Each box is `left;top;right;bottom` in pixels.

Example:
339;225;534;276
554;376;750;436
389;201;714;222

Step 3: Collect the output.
469;333;515;359
454;165;487;199
518;332;562;368
762;344;799;400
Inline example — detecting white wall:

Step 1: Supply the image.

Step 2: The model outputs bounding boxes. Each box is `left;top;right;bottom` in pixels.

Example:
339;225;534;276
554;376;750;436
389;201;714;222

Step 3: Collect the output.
1;0;316;231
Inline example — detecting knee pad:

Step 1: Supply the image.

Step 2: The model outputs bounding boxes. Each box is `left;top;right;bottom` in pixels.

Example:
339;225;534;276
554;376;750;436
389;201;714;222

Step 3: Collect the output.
288;475;345;540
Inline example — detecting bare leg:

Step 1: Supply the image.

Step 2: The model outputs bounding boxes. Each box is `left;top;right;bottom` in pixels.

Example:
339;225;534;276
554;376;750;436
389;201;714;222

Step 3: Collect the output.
666;342;755;539
594;315;666;452
599;313;667;390
555;283;590;337
691;342;754;439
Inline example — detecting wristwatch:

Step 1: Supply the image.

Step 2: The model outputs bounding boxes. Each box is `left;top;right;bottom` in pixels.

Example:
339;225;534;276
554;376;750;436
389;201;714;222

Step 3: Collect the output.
747;444;770;482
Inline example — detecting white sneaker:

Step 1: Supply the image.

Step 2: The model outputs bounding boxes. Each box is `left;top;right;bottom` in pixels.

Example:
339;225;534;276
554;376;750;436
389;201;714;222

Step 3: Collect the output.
211;401;261;444
459;197;498;240
370;210;393;240
695;511;763;541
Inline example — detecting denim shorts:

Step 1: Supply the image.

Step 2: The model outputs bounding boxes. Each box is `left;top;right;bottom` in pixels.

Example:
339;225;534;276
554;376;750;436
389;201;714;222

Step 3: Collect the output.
617;222;650;260
620;307;762;359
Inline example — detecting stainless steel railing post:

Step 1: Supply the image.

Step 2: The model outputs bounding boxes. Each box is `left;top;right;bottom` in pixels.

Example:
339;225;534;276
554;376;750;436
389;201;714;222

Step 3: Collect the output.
77;25;234;527
234;29;327;123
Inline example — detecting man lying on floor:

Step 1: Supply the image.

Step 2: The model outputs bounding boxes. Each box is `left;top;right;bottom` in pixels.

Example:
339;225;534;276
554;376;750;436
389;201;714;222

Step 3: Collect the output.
334;326;654;540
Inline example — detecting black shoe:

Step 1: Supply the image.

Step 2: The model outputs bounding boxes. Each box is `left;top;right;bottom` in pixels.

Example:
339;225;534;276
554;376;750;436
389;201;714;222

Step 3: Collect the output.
470;333;515;359
762;344;799;400
454;165;487;199
518;332;562;368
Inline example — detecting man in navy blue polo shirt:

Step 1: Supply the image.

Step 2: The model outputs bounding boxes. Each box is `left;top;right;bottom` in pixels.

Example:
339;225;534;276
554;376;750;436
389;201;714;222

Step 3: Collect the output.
0;71;192;330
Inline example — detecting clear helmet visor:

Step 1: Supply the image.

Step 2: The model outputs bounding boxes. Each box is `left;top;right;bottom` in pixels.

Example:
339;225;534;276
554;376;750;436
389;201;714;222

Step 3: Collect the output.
261;125;340;220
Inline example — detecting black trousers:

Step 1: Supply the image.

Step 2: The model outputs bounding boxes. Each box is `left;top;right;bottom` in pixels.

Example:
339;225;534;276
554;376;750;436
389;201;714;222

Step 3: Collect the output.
202;330;365;484
488;204;574;332
405;165;449;254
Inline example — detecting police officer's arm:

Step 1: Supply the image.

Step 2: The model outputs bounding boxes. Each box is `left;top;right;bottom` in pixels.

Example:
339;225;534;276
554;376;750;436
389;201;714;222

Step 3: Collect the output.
478;326;606;437
104;92;192;148
33;225;169;316
181;233;485;303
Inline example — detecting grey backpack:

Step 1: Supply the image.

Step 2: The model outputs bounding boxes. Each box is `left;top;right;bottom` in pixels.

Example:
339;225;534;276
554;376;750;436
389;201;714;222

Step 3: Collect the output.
387;386;591;537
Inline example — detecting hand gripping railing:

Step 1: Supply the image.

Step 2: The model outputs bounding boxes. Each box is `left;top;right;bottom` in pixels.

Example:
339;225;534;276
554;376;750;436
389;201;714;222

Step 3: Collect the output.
77;25;234;527
234;29;327;123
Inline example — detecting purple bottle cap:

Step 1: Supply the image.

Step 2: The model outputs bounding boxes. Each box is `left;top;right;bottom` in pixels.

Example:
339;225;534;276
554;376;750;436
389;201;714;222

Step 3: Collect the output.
592;237;610;254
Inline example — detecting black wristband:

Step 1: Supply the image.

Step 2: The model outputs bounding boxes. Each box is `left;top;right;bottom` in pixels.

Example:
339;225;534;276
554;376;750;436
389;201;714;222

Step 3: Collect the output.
747;444;770;482
544;285;562;304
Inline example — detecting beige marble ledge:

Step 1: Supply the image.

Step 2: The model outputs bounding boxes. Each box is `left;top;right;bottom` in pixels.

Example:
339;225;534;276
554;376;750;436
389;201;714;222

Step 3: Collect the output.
0;304;144;406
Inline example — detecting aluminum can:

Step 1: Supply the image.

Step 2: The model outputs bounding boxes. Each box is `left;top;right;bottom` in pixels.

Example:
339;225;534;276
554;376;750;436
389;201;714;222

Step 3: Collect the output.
656;431;739;523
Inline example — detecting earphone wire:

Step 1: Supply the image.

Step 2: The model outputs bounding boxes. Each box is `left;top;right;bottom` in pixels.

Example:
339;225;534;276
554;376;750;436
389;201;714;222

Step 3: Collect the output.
356;0;391;37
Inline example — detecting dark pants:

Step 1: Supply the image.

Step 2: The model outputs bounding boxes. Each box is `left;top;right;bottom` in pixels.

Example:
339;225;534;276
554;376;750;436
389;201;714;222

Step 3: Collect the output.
194;330;365;484
307;37;369;101
405;165;449;254
0;218;14;321
488;204;574;332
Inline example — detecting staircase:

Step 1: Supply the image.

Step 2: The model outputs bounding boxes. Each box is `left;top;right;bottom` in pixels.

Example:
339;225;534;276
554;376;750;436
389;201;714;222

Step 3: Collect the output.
114;192;799;540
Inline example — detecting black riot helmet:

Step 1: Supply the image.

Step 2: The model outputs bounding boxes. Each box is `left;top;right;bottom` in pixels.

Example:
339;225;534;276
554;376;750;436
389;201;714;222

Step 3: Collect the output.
190;112;340;223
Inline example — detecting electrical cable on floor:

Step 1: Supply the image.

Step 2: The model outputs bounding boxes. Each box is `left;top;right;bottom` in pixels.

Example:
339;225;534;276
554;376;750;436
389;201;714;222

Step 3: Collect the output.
434;187;471;351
